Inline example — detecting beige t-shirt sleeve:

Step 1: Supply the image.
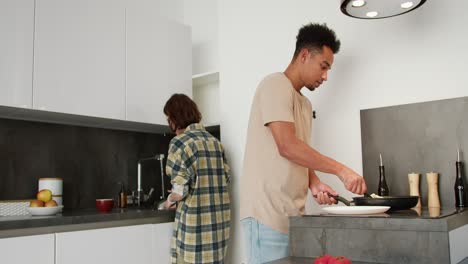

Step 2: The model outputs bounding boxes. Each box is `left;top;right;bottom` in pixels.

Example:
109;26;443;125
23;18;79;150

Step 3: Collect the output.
258;76;294;126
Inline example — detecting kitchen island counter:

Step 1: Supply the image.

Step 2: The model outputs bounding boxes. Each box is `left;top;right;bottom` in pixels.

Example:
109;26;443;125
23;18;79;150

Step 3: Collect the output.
268;257;468;264
267;257;377;264
289;208;468;264
0;207;175;238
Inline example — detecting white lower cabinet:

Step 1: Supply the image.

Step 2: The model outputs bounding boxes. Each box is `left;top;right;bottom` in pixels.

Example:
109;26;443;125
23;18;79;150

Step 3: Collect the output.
0;234;55;264
56;224;153;264
0;222;173;264
152;222;174;263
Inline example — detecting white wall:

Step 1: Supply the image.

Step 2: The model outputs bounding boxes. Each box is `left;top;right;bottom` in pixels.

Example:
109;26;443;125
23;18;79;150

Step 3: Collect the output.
219;0;468;262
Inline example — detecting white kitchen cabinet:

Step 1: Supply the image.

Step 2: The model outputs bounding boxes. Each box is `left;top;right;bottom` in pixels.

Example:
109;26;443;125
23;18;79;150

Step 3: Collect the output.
1;0;190;128
0;0;35;109
126;0;191;125
167;22;192;99
56;224;153;264
152;222;174;263
126;1;170;125
0;234;55;264
33;0;126;119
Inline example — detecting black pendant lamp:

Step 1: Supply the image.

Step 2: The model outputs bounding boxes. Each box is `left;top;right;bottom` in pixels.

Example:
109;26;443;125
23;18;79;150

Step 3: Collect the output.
341;0;427;19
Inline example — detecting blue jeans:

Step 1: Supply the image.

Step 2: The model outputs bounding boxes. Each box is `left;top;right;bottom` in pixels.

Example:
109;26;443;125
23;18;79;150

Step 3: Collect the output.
241;217;289;264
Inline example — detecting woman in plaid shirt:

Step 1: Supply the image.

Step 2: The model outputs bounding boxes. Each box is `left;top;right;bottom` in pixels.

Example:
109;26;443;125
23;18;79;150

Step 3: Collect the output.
162;94;231;264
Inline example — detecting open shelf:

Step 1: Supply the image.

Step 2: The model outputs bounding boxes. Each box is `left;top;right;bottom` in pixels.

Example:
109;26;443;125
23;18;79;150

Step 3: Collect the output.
192;71;219;87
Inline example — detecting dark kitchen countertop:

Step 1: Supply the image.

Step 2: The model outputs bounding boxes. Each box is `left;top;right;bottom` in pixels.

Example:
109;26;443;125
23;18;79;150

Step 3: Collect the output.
0;207;175;238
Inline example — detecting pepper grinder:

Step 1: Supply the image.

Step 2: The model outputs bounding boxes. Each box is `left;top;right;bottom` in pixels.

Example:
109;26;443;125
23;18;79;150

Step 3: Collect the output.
426;172;441;208
408;172;421;208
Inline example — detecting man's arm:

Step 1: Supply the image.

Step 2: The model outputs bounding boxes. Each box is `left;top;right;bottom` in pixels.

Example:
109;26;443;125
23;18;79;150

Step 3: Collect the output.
268;121;367;194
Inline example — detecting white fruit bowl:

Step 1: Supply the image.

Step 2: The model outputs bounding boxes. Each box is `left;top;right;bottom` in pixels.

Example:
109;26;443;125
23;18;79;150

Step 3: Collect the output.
26;205;64;216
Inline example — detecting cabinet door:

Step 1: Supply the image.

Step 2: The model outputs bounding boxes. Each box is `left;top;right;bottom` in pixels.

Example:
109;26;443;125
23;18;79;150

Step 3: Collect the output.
126;0;170;124
168;21;192;98
0;234;55;264
152;222;174;263
0;0;34;108
33;0;126;119
56;225;153;264
126;0;192;125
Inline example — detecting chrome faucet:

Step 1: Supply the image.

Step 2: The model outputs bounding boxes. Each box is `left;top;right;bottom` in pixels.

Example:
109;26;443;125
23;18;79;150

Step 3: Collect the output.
136;154;165;207
156;154;166;200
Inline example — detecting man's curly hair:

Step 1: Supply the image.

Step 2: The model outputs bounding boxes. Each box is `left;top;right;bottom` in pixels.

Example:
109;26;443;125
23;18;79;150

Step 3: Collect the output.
293;23;341;58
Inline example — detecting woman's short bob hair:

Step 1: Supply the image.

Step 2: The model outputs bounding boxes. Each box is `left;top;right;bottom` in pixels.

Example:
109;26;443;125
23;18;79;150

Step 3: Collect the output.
163;93;202;130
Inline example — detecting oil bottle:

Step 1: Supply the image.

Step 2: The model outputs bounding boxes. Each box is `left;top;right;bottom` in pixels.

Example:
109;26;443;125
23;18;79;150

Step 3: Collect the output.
455;149;466;208
378;153;389;196
118;183;127;208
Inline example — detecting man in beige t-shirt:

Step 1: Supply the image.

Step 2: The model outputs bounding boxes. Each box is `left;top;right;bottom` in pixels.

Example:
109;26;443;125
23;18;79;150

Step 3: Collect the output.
240;23;367;264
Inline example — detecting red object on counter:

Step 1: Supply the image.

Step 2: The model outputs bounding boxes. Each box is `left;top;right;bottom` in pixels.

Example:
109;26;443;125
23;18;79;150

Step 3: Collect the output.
313;255;332;264
329;256;351;264
314;255;351;264
96;199;114;212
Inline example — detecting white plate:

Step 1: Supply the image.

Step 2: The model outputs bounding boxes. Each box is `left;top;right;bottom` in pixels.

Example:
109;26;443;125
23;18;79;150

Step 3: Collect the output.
26;205;64;216
322;206;390;215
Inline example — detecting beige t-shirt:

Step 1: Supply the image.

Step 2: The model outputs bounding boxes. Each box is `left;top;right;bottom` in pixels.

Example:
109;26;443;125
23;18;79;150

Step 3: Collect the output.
240;72;313;234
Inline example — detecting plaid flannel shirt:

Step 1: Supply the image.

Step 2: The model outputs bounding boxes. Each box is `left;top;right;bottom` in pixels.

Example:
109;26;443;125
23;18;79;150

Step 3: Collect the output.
166;123;231;264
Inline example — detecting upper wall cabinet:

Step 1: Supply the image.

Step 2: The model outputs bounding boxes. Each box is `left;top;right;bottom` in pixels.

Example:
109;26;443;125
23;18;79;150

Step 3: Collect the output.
126;1;169;125
168;21;192;98
0;0;190;127
0;0;35;109
33;0;126;120
126;0;192;125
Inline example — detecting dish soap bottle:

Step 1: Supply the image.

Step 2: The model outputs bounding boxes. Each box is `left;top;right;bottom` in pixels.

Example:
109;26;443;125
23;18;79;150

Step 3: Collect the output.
455;149;466;208
118;183;127;208
378;154;389;196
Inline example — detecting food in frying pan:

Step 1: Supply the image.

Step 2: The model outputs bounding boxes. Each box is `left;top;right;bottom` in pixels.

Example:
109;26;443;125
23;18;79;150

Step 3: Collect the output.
369;193;383;198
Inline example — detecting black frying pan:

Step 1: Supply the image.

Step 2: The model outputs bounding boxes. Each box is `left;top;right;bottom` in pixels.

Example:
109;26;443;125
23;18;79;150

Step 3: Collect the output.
315;194;419;211
351;196;419;210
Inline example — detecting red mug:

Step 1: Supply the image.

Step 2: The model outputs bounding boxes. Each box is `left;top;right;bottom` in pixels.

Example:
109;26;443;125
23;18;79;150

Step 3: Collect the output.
96;199;114;213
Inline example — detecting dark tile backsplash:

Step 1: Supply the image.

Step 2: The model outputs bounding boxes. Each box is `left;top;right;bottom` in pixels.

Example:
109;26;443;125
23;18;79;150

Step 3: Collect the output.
0;118;174;209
